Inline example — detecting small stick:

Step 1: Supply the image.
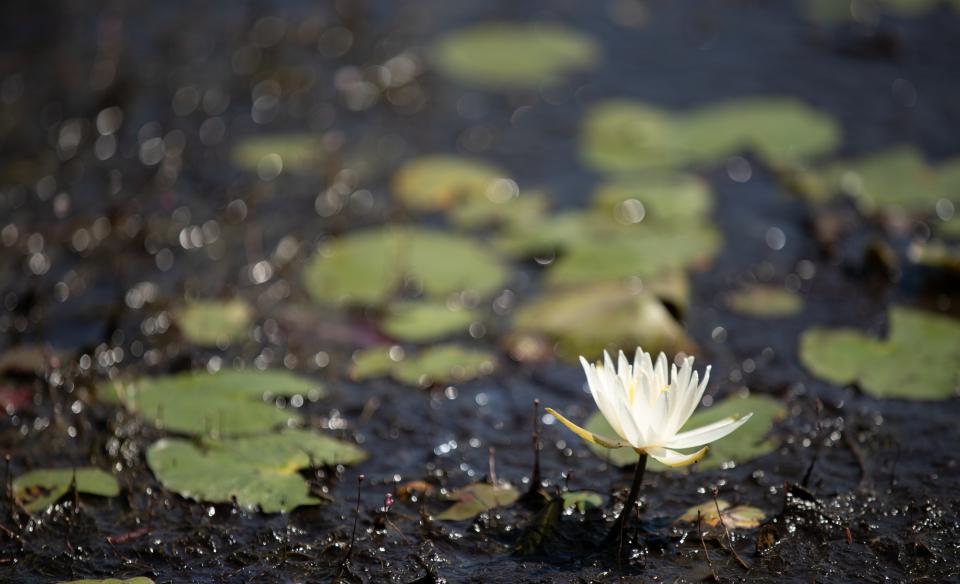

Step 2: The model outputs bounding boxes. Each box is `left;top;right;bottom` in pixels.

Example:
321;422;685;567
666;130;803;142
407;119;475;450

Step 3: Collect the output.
530;400;542;491
488;447;497;486
337;474;364;577
698;510;719;582
889;442;900;490
106;527;150;545
0;521;22;543
843;424;870;490
712;487;750;570
801;400;824;488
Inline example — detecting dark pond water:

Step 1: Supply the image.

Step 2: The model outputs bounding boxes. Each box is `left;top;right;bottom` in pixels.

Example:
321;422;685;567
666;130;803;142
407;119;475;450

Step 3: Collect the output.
1;0;959;582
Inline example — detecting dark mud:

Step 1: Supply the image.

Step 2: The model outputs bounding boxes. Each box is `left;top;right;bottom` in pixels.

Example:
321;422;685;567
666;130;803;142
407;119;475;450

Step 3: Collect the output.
1;1;960;582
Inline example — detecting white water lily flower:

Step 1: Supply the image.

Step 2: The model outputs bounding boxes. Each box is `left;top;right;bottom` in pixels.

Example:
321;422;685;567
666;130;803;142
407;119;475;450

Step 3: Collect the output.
546;349;752;468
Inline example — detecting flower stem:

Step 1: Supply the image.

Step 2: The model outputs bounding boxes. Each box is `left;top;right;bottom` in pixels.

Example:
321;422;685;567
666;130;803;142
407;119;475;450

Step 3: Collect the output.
605;453;648;546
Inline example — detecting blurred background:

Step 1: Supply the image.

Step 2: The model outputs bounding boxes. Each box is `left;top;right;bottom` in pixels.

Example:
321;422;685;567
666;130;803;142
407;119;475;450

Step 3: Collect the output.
1;1;959;582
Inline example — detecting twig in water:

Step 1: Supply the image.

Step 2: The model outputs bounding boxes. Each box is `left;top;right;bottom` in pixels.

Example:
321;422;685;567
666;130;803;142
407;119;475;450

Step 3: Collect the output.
106;527;150;545
801;400;824;488
698;510;719;582
336;474;364;578
530;399;542;491
889;441;900;490
488;447;497;486
712;487;750;571
843;422;870;490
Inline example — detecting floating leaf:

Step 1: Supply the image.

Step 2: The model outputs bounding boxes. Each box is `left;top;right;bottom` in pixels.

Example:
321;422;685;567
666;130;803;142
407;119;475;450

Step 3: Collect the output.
512;282;697;363
677;499;766;529
818;146;947;212
392;344;497;387
800;306;960;400
561;490;603;513
349;344;497;387
581;98;838;173
592;173;712;227
933;215;960;239
726;285;803;318
674;97;840;168
104;369;322;437
451;189;549;230
436;483;520;520
58;579;154;584
303;227;510;307
14;468;119;513
432;23;599;90
147;430;366;513
349;346;400;381
392;155;507;211
230;134;326;175
583;394;785;470
174;299;253;347
495;211;598;257
908;240;960;272
545;227;720;287
381;301;478;342
580;100;682;173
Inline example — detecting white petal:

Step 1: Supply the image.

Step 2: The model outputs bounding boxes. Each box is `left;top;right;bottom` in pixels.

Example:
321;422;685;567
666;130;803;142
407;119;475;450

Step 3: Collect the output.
581;356;626;441
673;366;711;433
654;353;669;389
662;413;754;449
608;382;645;447
646;446;709;468
664;359;696;434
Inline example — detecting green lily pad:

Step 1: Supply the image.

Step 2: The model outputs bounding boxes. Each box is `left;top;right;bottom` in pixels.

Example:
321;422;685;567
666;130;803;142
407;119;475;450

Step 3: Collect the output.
561;490;603;513
432;23;600;90
230;133;326;175
592;173;713;227
674;97;841;168
392;344;497;387
581;98;839;173
545;226;721;287
677;499;766;529
450;189;550;230
104;369;322;437
391;155;508;211
580;100;682;173
582;394;785;470
436;483;520;520
303;227;510;307
800;306;960;400
493;174;719;287
726;285;803;318
349;344;497;387
933;214;960;239
819;146;947;212
146;429;366;513
511;282;697;362
495;211;598;257
174;299;253;347
908;240;960;272
349;346;400;381
59;579;154;584
14;468;120;513
381;301;478;342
